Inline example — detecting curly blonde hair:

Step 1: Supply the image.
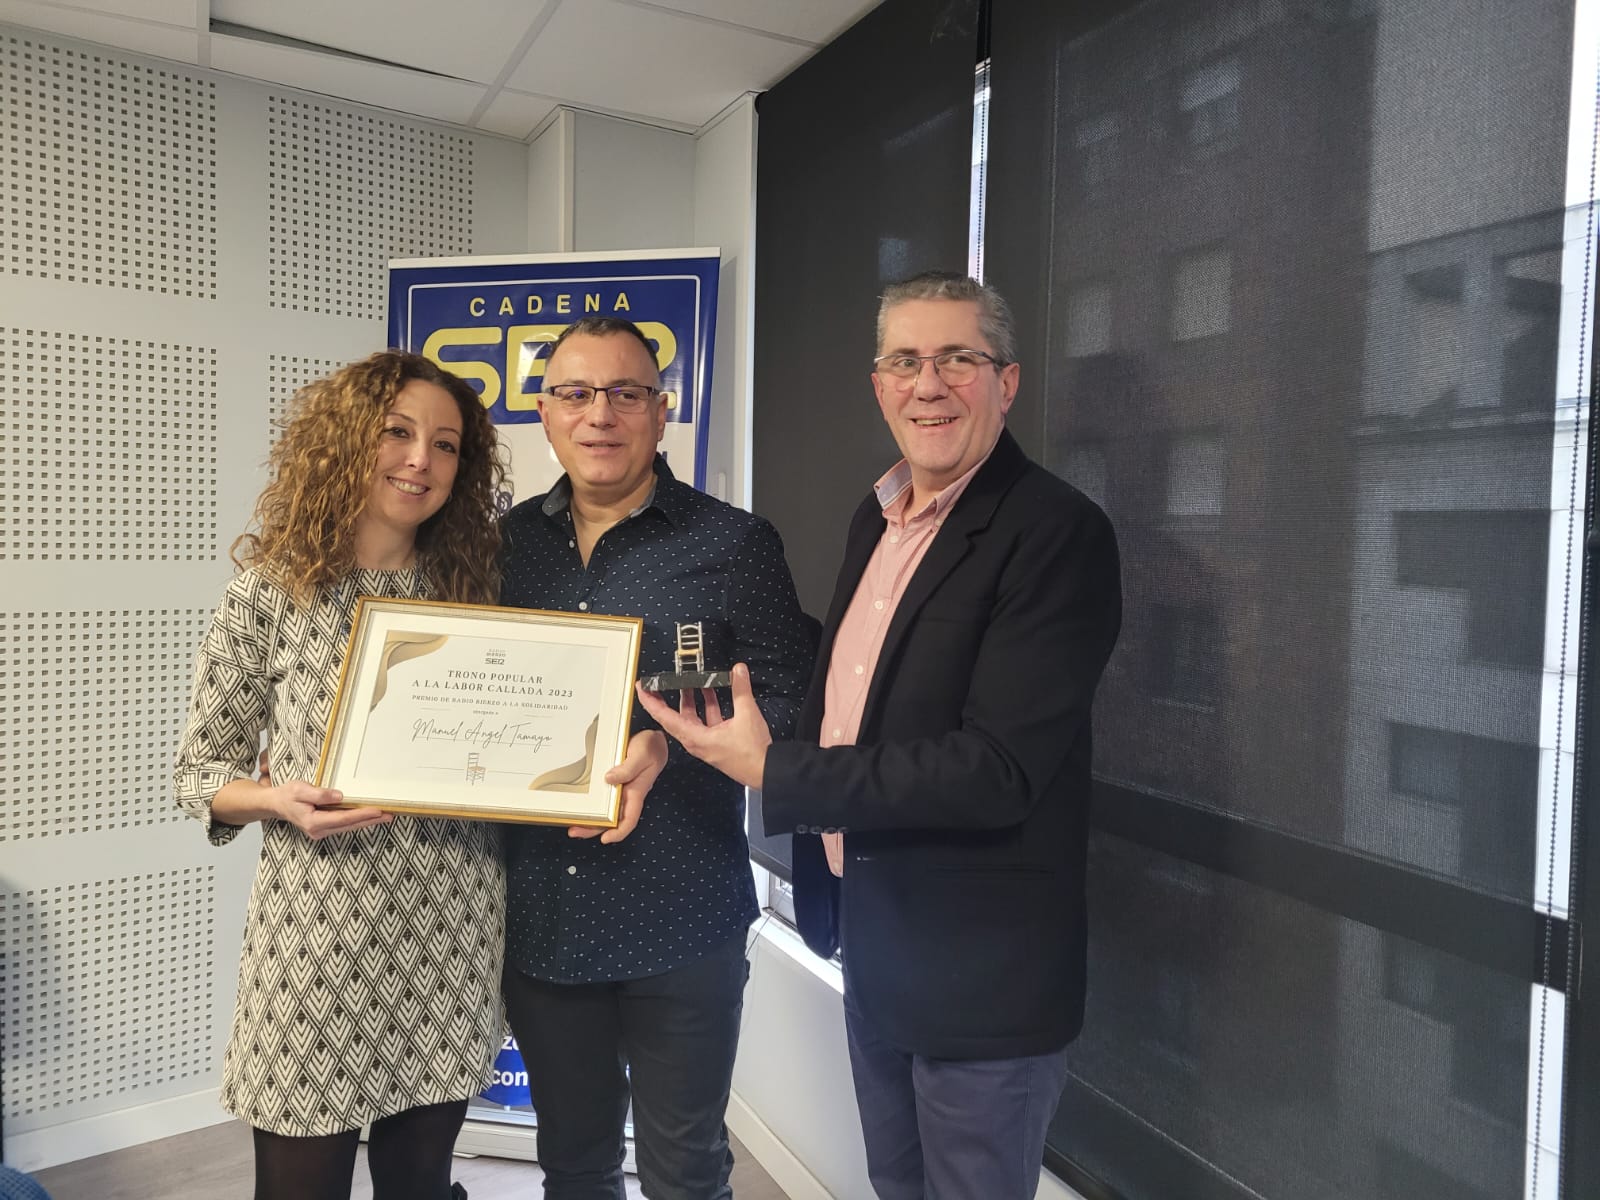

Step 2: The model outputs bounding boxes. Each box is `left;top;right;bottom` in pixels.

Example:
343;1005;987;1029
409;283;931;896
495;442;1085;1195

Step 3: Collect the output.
233;351;505;605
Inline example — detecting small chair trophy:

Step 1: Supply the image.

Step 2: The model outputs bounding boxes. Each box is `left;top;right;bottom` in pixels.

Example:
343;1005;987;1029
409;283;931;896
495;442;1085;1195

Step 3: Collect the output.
639;622;732;691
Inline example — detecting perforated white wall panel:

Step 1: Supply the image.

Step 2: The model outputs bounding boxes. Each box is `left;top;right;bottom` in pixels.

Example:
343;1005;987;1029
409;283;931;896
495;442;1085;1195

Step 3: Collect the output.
267;96;474;319
2;868;217;1123
1;610;209;842
1;34;218;298
1;23;525;1167
267;353;346;446
0;330;219;560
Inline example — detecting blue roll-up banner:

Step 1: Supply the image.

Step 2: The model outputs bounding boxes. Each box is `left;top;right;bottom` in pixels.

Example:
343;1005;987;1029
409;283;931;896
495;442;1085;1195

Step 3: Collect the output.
387;249;720;506
481;1033;532;1108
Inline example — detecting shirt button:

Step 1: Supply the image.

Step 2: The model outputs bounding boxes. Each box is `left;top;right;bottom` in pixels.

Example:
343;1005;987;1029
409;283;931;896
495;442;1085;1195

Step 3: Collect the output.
578;601;589;611
873;599;884;610
566;865;577;875
831;728;841;740
568;539;576;548
854;664;864;675
889;534;900;544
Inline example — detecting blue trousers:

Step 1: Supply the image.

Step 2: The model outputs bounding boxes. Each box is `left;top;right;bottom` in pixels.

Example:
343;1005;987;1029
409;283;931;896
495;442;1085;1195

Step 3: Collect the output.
844;990;1072;1200
502;931;748;1200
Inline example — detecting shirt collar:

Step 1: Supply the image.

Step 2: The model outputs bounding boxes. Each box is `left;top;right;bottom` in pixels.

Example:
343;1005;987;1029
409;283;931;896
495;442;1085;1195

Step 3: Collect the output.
539;453;680;526
872;442;998;524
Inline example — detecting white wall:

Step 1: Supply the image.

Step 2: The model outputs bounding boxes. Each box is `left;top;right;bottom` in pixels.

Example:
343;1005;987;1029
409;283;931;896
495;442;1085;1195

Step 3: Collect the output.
527;108;575;252
692;96;759;509
731;921;870;1199
571;110;695;252
536;97;755;506
527;106;691;255
0;22;528;1173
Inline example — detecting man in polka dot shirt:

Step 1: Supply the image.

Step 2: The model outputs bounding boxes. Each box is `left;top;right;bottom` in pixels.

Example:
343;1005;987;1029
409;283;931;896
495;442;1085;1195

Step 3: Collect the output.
642;273;1122;1200
498;316;813;1200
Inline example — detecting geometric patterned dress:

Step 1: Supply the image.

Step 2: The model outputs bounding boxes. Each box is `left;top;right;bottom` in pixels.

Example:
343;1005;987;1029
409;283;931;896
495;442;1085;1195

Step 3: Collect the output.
174;566;505;1136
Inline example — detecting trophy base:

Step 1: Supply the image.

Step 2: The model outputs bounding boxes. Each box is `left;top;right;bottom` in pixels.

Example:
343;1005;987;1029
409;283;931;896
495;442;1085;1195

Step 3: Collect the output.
639;669;732;691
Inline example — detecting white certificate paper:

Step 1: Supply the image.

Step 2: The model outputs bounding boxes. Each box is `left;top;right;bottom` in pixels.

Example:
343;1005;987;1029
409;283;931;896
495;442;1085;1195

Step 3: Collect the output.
317;599;643;825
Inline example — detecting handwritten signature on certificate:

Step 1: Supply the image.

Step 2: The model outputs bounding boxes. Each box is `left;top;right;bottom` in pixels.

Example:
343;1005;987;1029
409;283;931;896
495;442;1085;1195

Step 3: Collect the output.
411;717;555;754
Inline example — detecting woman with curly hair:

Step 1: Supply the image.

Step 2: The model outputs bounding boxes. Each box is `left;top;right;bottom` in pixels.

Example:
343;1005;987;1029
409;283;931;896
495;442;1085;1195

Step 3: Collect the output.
174;352;663;1200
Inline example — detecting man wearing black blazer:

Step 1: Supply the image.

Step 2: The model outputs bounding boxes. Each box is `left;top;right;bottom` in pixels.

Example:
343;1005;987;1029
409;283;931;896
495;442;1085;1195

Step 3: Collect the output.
640;271;1121;1199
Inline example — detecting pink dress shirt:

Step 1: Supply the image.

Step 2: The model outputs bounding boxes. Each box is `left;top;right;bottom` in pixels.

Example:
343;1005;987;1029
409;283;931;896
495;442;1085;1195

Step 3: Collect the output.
817;448;995;874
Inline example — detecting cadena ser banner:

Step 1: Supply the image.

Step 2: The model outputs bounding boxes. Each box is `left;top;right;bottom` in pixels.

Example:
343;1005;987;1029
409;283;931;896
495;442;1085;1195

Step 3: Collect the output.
387;249;720;506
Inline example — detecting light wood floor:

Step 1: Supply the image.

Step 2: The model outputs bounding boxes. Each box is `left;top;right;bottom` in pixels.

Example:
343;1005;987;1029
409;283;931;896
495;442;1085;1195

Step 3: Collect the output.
33;1119;790;1200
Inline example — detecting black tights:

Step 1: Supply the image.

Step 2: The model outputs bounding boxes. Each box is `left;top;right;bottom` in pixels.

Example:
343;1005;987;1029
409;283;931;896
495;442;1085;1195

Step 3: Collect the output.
252;1098;470;1200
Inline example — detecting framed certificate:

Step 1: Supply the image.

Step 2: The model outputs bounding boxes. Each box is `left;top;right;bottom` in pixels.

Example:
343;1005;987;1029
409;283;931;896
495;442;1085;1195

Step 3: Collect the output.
316;598;644;826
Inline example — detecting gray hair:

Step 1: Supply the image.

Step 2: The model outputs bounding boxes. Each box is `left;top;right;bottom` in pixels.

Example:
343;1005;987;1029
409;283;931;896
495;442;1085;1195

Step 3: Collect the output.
876;271;1017;364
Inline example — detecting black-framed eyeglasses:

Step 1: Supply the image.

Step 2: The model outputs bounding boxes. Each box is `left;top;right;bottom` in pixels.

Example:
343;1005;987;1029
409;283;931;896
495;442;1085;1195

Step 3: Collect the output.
872;350;1006;385
544;384;661;413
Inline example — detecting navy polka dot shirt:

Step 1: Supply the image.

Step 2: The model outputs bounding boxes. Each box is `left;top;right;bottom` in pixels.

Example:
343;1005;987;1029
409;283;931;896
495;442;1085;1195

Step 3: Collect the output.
498;456;814;982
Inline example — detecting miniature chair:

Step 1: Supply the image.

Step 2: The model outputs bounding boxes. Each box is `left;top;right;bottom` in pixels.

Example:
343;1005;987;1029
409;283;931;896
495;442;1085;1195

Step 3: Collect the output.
674;622;705;675
465;751;486;785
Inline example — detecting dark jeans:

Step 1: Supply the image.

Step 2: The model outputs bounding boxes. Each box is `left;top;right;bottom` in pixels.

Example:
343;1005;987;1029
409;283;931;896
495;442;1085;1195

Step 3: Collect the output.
844;990;1072;1200
503;931;749;1200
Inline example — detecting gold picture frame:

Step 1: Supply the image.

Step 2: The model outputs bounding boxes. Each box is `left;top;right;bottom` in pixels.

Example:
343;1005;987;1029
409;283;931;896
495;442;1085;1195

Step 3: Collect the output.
316;597;644;826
